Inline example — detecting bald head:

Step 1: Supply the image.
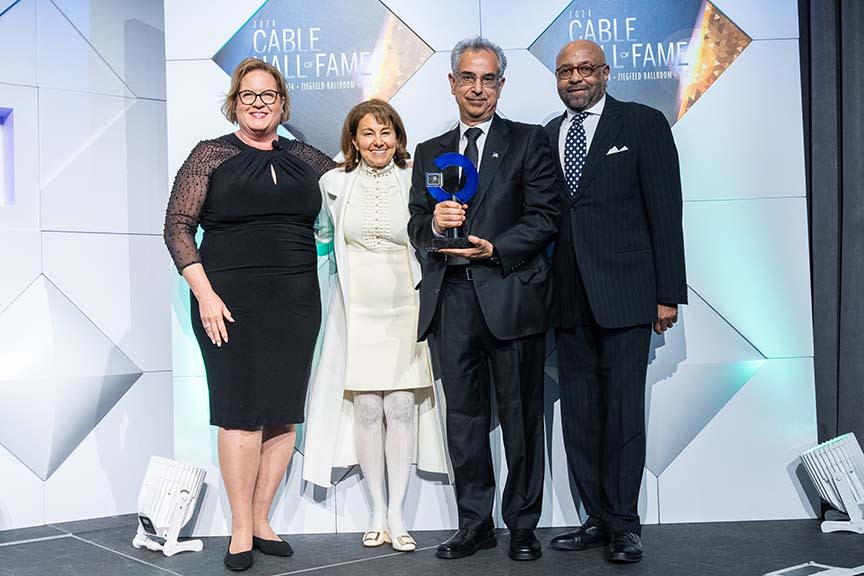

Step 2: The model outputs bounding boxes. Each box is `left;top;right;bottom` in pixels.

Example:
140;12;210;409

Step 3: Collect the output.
557;40;605;68
555;40;609;111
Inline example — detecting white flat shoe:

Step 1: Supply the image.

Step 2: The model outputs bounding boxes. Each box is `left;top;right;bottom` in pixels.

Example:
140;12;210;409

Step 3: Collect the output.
362;530;390;547
391;533;416;552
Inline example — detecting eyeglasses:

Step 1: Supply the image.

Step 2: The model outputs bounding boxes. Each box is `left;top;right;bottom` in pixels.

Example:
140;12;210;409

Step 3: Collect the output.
457;72;501;88
555;63;608;81
238;90;280;105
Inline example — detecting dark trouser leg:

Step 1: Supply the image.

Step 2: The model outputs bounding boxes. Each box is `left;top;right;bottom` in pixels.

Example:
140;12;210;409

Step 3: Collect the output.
437;279;494;529
484;328;545;530
598;323;651;534
556;325;607;525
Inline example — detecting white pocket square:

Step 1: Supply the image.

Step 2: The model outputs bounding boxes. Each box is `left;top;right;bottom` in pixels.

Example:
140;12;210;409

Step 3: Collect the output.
606;145;629;155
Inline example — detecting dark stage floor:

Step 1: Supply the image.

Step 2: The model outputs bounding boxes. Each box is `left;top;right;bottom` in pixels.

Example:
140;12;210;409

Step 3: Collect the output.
1;516;863;576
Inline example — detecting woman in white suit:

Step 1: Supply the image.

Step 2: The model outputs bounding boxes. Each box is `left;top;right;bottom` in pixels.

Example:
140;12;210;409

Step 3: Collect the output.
303;99;449;552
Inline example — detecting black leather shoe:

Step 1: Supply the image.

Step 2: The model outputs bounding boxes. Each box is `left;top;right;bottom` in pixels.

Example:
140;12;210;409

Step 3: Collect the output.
253;535;293;557
224;539;253;571
508;529;542;561
436;526;497;559
550;523;609;551
606;531;643;563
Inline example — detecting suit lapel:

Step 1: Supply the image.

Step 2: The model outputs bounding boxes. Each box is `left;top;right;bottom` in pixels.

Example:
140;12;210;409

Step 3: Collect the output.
438;125;460;153
437;126;461;193
467;114;509;219
575;95;624;198
546;113;570;203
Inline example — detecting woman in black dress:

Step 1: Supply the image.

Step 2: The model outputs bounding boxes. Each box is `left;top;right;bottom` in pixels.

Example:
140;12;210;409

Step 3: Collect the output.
163;58;333;571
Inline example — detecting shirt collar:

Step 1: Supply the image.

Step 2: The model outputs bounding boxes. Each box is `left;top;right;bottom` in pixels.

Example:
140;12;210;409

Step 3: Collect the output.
565;94;606;122
459;116;494;139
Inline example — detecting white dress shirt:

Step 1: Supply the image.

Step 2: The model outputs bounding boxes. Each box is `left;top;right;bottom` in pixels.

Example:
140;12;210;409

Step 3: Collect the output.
432;116;494;236
558;94;606;169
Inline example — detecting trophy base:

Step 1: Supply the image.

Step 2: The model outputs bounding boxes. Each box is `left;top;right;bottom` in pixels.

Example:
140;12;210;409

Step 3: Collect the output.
428;236;473;252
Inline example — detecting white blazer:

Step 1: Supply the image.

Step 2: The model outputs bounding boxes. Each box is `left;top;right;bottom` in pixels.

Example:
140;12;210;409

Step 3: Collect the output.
302;164;451;487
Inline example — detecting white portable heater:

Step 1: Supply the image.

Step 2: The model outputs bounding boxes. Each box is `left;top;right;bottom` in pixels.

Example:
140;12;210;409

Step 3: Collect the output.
800;433;864;534
133;456;207;556
763;561;864;576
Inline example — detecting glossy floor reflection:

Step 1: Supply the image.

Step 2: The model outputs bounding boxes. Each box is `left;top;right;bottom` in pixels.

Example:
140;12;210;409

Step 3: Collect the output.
1;516;863;576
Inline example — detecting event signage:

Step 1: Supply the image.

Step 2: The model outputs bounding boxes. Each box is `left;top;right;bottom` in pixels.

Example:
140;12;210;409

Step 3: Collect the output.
214;0;432;155
530;0;751;124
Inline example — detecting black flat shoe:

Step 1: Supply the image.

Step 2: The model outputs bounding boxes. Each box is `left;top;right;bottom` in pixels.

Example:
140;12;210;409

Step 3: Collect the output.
606;531;643;563
436;526;497;559
252;535;294;557
224;539;253;571
550;522;609;551
509;529;542;561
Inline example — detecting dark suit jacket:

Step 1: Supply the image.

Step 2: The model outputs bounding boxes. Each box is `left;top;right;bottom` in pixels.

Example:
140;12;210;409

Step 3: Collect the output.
545;95;687;329
408;114;562;341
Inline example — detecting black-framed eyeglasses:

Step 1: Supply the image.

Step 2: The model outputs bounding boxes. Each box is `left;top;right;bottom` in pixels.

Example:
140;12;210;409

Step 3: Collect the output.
238;90;280;105
555;63;608;80
457;72;501;88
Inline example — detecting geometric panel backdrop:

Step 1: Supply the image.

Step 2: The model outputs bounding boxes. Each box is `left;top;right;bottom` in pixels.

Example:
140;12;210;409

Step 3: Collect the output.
0;0;815;533
165;0;817;536
0;0;170;529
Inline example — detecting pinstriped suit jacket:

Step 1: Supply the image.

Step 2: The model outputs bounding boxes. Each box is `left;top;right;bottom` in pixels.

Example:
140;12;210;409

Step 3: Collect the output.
545;95;687;329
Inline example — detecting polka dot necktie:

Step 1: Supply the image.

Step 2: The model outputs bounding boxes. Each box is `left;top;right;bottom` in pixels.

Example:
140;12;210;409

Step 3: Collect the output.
564;112;590;198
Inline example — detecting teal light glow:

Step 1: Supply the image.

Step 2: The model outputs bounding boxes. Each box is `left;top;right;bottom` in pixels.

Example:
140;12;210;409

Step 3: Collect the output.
171;242;332;456
646;359;766;475
683;199;813;359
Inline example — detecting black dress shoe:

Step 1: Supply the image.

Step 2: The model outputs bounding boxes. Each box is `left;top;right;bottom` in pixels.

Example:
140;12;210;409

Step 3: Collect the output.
436;526;497;559
224;539;254;571
550;523;609;551
606;531;643;563
508;529;542;561
253;535;293;557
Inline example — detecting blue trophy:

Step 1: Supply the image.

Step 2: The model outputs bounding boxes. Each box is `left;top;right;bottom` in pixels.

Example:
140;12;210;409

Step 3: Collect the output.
425;152;479;251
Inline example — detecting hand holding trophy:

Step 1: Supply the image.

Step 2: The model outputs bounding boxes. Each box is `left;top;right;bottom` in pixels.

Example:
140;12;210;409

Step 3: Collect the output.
426;152;478;251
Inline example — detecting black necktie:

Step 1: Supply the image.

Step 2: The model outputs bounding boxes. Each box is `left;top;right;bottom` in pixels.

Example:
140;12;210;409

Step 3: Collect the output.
464;127;482;170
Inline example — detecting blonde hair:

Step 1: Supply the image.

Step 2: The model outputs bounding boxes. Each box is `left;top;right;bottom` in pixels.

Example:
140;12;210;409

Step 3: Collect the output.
221;58;290;124
339;99;410;172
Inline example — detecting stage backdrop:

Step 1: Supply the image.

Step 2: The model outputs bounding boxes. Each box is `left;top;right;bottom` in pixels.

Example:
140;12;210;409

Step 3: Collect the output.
0;0;170;529
163;0;818;536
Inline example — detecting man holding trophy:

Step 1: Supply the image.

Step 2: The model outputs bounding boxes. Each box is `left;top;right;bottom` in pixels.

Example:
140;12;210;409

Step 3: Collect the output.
407;37;561;562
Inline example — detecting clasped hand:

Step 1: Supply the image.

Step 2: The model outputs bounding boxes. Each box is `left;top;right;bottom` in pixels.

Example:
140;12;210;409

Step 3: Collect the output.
432;201;494;259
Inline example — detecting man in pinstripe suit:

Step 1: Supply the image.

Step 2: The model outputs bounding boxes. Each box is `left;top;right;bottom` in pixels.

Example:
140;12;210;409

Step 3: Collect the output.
545;40;687;563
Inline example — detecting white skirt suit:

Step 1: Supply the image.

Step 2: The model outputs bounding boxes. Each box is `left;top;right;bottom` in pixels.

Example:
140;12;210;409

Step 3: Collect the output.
302;162;451;487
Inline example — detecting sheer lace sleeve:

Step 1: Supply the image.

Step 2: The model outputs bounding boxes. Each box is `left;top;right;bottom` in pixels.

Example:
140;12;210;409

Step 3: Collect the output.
286;140;336;179
163;138;239;272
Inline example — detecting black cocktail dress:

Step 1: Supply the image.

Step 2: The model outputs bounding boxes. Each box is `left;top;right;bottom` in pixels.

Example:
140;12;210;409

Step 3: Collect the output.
164;134;334;428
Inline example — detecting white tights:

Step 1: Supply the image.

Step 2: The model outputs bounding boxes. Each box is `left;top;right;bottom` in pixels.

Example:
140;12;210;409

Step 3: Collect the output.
353;390;415;537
